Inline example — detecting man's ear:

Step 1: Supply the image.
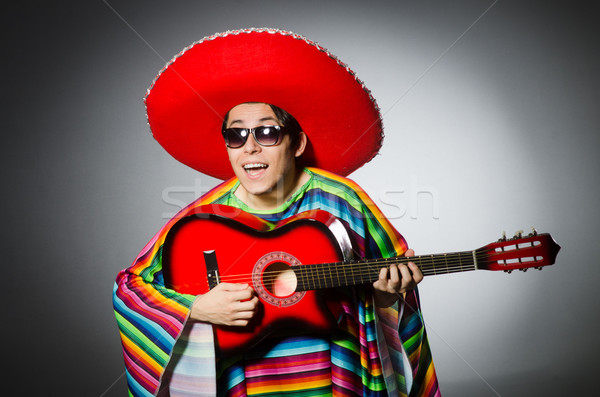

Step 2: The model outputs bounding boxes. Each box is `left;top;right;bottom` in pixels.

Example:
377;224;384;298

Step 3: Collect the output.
294;132;308;158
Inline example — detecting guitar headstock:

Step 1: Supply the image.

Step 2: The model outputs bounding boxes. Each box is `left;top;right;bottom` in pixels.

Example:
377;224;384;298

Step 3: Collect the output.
477;229;561;272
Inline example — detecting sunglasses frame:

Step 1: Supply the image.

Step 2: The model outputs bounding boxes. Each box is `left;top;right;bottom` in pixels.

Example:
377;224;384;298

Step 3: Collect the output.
222;125;285;149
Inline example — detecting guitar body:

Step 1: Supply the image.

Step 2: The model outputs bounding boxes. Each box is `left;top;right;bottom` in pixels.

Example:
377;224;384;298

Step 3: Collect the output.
162;205;352;355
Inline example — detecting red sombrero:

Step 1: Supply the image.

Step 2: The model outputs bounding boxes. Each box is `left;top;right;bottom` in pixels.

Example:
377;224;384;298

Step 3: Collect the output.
145;28;383;180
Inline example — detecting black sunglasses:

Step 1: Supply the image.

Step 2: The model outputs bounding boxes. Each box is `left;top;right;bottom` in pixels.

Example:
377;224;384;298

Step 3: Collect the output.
222;125;285;149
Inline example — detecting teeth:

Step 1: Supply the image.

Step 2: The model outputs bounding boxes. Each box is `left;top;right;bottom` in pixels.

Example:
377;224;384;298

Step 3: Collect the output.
243;163;268;170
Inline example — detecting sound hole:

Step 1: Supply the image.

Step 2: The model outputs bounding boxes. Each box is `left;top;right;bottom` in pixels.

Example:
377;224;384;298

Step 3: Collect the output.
263;262;298;298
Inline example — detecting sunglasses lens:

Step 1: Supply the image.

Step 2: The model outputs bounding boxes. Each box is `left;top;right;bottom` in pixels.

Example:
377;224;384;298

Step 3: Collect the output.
254;126;281;146
224;128;248;148
223;126;283;148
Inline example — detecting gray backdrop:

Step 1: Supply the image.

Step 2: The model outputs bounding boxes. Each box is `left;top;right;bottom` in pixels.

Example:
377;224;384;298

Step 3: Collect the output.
4;1;598;396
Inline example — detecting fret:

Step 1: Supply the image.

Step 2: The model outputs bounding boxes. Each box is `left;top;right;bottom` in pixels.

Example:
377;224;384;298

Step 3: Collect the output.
369;259;381;282
358;262;367;284
466;251;476;271
293;266;307;291
315;264;322;289
463;252;471;271
318;264;325;288
321;263;329;288
355;261;364;284
308;263;317;290
301;267;312;291
311;264;319;289
352;262;358;283
341;262;348;287
364;260;372;283
358;260;368;284
304;265;313;290
302;265;310;290
457;251;475;272
326;264;334;288
370;259;380;281
444;253;449;274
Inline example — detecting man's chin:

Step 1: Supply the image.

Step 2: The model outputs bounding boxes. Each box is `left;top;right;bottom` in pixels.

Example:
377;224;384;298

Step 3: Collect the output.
238;179;272;196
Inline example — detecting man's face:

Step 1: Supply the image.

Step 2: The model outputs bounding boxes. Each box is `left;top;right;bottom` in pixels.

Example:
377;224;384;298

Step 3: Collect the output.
225;103;305;203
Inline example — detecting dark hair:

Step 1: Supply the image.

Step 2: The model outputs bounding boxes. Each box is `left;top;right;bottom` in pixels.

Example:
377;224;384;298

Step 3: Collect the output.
221;103;303;150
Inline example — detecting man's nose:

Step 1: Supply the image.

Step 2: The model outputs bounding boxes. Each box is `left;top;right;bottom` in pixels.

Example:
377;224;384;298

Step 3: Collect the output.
243;133;261;153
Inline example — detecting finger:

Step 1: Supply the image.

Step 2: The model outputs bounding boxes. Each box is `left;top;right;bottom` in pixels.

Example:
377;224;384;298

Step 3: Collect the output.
388;264;401;286
398;264;413;289
230;318;254;327
408;262;424;283
227;285;255;302
220;282;250;291
233;308;256;320
404;248;415;257
373;267;388;292
236;296;259;312
378;266;388;281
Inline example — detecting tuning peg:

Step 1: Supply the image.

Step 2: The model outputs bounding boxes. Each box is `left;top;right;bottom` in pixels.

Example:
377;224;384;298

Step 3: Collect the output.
513;230;524;239
498;231;507;242
528;227;538;237
536;267;543;271
504;269;513;274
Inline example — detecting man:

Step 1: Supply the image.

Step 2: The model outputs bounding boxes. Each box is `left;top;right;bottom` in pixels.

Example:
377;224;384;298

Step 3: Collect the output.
191;100;424;320
114;28;440;396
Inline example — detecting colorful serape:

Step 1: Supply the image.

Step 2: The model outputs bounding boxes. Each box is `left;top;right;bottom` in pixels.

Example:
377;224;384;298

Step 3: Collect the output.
114;168;440;396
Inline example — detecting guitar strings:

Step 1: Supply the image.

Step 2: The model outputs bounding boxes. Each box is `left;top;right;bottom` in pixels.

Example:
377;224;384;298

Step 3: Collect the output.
219;251;487;282
218;262;475;283
214;250;490;285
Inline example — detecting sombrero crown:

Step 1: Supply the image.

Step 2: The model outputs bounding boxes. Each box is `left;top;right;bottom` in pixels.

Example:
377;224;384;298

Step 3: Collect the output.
145;28;383;180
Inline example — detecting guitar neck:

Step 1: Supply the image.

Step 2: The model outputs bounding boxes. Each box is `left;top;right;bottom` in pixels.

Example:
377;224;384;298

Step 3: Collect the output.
292;250;478;291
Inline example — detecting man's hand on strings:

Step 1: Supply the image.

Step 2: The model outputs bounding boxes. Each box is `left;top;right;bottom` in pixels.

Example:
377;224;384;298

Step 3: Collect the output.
190;283;259;326
372;249;423;307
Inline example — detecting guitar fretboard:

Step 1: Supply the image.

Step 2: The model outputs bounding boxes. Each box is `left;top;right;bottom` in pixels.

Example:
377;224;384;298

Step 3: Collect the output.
292;251;479;291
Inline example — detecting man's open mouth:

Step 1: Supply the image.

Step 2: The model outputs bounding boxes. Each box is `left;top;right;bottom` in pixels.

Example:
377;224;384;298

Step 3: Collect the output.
243;163;268;176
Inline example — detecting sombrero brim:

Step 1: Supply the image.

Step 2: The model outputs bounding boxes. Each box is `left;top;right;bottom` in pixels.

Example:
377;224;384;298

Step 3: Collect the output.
145;28;383;180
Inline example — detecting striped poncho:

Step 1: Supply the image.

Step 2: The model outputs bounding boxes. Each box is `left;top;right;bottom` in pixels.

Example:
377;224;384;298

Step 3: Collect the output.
114;168;440;396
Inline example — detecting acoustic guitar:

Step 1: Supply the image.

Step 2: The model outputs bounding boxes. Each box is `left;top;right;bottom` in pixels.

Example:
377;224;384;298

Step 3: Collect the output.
162;204;560;355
